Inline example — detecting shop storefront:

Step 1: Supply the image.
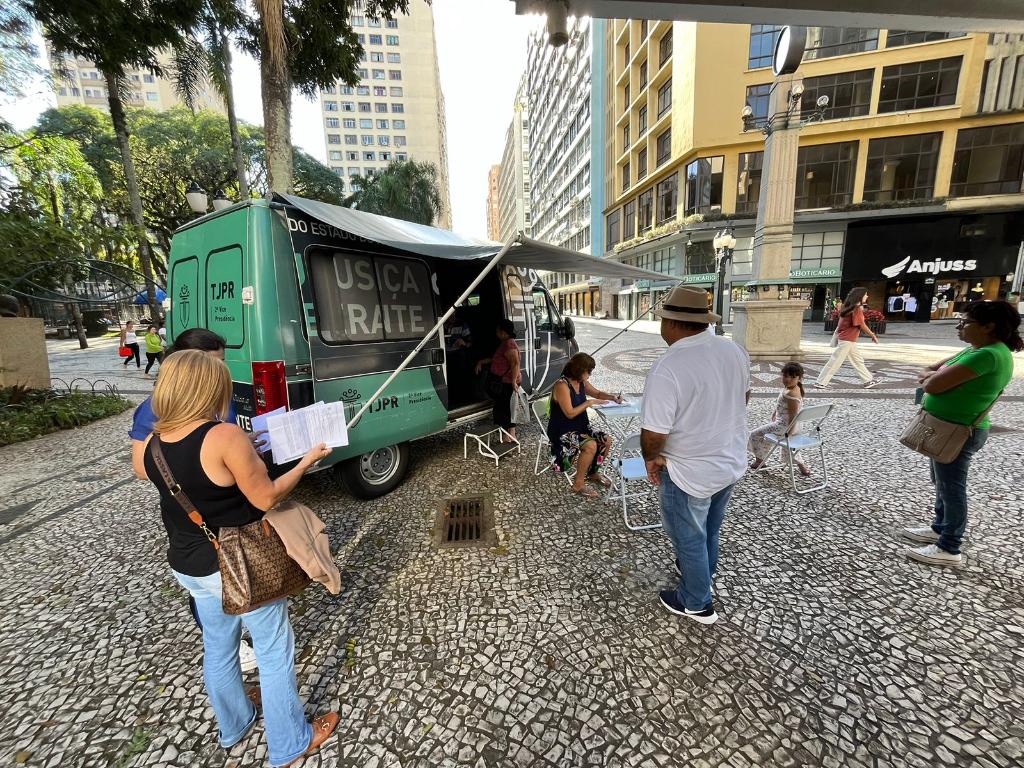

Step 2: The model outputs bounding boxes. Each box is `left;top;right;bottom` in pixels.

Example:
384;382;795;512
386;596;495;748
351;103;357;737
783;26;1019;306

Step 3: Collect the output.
552;280;603;317
842;211;1023;322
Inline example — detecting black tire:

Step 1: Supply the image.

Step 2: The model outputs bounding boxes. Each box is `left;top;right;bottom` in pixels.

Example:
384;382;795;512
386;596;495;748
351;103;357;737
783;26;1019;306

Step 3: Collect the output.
339;442;410;499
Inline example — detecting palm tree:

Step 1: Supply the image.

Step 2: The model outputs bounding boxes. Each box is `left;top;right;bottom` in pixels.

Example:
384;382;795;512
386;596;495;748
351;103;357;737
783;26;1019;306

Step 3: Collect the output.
28;0;202;321
345;160;443;226
255;0;292;194
172;0;250;197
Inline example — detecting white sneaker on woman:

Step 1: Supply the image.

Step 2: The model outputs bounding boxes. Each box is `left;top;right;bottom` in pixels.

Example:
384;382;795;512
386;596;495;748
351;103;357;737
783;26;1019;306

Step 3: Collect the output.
907;544;961;567
238;641;257;672
901;526;939;544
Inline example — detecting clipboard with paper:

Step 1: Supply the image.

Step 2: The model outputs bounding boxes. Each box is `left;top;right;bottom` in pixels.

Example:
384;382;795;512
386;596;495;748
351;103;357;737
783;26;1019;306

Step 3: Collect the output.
266;401;349;464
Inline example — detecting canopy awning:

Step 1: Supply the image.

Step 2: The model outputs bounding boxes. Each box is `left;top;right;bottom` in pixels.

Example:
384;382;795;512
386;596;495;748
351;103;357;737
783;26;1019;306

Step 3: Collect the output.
276;194;668;282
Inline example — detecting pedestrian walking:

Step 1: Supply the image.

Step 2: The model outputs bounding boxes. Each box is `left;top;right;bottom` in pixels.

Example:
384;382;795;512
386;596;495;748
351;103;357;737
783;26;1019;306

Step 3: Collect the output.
120;320;141;369
475;318;522;443
547;352;621;497
902;300;1021;566
814;287;879;389
131;351;338;766
143;325;163;375
641;286;751;625
749;361;811;476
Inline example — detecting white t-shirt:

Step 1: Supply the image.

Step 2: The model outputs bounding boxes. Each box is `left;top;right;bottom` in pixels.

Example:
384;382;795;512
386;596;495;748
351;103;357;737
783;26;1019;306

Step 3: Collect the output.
641;332;750;498
123;329;137;345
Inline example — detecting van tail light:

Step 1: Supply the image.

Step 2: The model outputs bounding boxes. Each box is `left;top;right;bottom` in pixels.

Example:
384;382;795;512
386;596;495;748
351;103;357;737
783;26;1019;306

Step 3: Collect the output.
252;361;288;415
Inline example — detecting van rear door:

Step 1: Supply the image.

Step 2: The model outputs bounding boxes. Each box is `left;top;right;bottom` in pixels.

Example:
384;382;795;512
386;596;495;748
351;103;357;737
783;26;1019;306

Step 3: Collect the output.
501;266;570;396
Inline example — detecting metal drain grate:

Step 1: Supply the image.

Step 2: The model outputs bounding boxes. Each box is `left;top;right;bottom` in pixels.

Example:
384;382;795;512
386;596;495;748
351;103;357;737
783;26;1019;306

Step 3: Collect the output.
432;494;496;549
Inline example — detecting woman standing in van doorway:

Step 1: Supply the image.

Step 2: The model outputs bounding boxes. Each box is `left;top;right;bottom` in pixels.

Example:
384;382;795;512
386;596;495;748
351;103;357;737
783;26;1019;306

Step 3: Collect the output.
476;319;522;443
814;287;879;389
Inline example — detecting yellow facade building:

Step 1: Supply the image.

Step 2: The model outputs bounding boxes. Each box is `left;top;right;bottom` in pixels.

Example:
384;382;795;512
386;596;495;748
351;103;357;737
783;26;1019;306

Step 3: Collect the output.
604;23;1024;323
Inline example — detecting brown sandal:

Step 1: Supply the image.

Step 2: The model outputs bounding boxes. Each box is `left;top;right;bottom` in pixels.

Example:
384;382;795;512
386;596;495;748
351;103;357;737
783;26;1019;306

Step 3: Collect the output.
572;485;600;499
285;712;340;766
588;473;612;488
245;686;261;710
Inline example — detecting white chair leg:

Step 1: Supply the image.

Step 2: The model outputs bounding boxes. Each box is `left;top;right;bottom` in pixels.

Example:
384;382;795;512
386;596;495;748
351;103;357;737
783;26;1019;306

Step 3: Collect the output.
795;441;828;495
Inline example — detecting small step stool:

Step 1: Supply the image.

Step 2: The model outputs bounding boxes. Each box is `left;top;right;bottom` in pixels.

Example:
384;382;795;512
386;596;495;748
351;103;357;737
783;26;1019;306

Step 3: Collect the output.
464;428;521;467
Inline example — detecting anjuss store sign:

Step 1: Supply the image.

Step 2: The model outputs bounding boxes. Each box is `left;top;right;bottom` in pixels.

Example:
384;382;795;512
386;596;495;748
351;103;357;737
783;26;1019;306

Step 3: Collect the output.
844;213;1022;282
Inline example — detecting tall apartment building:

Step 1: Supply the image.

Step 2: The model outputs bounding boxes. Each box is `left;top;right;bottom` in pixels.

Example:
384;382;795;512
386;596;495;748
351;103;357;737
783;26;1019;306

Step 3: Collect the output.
496;78;532;244
604;22;1024;321
524;16;609;316
46;44;224;114
319;1;452;228
486;164;502;240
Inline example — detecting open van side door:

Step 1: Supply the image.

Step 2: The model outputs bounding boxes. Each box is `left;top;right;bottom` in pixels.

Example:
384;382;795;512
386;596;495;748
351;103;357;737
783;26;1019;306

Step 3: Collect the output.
501;266;570;396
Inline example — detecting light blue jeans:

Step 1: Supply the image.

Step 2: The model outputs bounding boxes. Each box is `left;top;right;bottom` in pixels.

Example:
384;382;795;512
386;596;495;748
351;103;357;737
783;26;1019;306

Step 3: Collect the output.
930;428;989;555
172;570;312;767
659;473;735;612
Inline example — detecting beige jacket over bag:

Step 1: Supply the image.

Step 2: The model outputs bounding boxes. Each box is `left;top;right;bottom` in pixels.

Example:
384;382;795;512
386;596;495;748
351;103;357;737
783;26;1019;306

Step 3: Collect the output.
265;500;342;594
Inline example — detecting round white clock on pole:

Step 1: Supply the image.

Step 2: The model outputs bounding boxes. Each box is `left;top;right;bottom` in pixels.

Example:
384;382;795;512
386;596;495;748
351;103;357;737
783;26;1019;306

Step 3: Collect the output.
772;26;807;76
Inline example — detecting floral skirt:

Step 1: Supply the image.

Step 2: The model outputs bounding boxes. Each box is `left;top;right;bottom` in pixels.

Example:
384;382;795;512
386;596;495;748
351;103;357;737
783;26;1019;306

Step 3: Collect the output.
552;429;610;475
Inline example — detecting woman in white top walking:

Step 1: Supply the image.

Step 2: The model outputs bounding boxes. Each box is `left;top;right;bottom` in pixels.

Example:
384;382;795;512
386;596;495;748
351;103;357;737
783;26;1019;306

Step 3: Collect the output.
120;320;141;368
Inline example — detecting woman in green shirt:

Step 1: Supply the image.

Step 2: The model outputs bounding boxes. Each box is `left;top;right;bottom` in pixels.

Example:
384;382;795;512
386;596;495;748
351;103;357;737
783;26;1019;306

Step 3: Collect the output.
143;325;164;375
903;300;1021;566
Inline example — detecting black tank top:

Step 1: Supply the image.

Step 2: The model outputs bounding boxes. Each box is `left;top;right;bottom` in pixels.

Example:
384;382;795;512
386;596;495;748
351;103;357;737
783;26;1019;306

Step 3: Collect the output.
144;421;263;576
547;377;590;443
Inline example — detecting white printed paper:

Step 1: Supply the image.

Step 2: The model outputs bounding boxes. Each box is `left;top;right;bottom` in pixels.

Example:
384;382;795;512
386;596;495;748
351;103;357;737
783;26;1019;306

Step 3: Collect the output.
250;406;286;454
266;401;349;464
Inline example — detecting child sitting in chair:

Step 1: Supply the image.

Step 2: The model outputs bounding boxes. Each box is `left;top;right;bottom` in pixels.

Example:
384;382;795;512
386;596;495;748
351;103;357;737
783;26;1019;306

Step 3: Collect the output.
749;361;811;476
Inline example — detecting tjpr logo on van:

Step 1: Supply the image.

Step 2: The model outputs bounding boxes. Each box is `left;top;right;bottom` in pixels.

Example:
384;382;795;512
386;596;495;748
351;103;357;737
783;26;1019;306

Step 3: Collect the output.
881;255;978;279
177;284;191;326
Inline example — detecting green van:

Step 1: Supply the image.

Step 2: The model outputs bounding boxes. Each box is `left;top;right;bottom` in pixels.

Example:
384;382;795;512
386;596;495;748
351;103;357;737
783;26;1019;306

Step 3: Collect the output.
166;194;657;498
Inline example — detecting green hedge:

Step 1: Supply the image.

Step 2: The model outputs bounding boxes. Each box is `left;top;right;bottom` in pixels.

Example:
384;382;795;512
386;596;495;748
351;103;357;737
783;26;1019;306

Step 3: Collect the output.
0;390;133;446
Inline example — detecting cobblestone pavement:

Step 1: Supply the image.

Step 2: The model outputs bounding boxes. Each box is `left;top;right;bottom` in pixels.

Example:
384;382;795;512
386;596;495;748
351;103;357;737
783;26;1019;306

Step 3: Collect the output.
1;327;1023;767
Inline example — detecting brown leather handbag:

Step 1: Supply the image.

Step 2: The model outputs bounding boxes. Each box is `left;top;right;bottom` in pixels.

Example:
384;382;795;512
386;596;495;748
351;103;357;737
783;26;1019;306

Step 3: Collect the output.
899;389;1004;465
151;440;310;615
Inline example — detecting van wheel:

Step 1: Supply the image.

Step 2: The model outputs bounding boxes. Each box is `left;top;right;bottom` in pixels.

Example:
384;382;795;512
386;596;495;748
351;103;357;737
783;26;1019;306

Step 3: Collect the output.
339;443;410;499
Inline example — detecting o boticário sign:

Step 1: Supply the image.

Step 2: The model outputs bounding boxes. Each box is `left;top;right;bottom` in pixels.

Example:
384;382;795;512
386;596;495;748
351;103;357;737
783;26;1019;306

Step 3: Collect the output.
789;267;841;280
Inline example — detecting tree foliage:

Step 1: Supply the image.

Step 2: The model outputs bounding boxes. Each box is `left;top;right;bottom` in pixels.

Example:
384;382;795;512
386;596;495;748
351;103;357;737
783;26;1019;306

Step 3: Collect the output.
345;160;443;226
0;1;43;125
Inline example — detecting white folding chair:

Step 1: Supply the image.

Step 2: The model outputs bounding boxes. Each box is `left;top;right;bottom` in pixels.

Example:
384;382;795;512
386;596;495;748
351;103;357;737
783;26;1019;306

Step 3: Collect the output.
532;397;573;485
613;433;662;532
756;402;835;495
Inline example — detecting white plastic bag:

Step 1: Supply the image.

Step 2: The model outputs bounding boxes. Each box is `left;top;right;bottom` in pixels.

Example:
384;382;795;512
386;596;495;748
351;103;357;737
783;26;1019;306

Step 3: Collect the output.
510;388;529;425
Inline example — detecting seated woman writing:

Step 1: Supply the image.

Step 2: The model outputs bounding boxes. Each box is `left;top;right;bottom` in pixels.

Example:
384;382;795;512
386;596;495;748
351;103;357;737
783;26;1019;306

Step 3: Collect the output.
548;353;622;498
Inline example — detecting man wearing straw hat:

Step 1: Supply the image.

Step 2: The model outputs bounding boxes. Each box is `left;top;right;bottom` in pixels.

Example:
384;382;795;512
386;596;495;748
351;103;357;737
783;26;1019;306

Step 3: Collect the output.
641;286;750;625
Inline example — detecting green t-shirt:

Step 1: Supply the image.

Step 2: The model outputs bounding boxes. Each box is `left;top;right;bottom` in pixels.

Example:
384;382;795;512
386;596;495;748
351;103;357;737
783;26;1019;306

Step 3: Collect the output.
922;343;1013;428
144;333;163;354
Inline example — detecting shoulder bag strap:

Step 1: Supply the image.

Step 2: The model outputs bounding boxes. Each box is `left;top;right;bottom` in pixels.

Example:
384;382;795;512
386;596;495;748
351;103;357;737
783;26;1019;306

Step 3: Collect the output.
149;438;221;551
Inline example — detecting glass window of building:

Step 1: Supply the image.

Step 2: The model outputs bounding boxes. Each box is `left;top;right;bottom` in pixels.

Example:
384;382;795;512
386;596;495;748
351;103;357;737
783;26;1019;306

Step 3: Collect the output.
624;41;630;67
380;152;391;161
393;119;405;129
378;135;390;146
324;101;338;111
623;124;630;149
878;57;961;112
735;151;763;213
351;14;364;26
377;119;389;129
361;135;374;146
146;91;158;101
355;85;369;95
684;240;715;274
795;141;858;208
748;24;782;68
658;79;672;118
372;69;385;80
745;83;771;121
396;152;408;161
638;105;647;134
363;151;375;161
358;118;371;128
341;85;355;95
143;74;155;83
656;173;678;224
387;53;400;63
329;151;343;160
368;18;381;27
356;34;365;44
623;83;630;111
638;188;654;233
386;34;399;44
390;87;403;96
684;156;724;215
369;34;382;45
386;18;398;28
606;210;621;248
622;161;631;191
389;70;402;80
373;86;386;96
640;19;648;38
804;27;879;60
800;69;873;119
863;133;942;201
375;103;388;113
886;30;965;47
326;117;340;128
623;199;637;240
358;102;371;112
950;123;1024;196
370;52;384;62
348;166;359;176
637;148;648;180
358;68;368;78
639;60;648;89
341;102;355;113
392;103;404;113
347;151;359;160
792;231;845;270
656;128;671;167
342;118;356;128
395;136;407;146
328;134;341;144
659;28;673;67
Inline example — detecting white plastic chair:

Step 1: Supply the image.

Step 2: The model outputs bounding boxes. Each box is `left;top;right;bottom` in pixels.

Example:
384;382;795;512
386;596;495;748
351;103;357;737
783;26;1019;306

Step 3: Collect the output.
756;402;834;495
613;433;662;532
532;397;573;485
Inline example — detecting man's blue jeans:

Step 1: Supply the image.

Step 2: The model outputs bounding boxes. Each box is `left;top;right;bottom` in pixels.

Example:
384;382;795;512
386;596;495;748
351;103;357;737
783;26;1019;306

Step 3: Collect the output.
172;570;312;767
659;473;735;612
930;428;988;555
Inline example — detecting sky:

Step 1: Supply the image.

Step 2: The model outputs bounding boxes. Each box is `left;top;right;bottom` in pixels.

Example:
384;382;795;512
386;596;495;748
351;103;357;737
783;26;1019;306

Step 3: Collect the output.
1;0;538;239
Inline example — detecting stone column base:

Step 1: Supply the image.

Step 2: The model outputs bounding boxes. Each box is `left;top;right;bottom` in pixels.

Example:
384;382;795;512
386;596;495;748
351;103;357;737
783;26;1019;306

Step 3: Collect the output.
0;318;51;389
731;300;809;361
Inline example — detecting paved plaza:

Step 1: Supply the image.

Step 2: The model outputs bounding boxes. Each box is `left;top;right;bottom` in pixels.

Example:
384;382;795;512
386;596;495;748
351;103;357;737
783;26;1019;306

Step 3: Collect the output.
1;323;1023;768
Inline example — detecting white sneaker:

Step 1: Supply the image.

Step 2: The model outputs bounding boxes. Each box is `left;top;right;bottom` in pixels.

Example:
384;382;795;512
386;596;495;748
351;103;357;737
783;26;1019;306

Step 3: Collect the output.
812;382;829;390
863;379;880;389
907;543;961;567
902;526;939;544
239;641;258;672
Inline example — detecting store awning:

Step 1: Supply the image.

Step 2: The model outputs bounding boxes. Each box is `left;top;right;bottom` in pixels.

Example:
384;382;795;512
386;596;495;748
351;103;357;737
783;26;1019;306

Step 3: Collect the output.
276;194;666;282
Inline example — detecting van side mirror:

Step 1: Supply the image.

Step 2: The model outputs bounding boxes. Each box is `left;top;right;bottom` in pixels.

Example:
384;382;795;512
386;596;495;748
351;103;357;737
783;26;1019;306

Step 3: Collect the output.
561;316;576;340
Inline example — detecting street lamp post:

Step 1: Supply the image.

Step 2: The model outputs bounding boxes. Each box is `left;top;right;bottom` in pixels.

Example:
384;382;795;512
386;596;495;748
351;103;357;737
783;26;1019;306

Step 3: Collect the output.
712;228;736;335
